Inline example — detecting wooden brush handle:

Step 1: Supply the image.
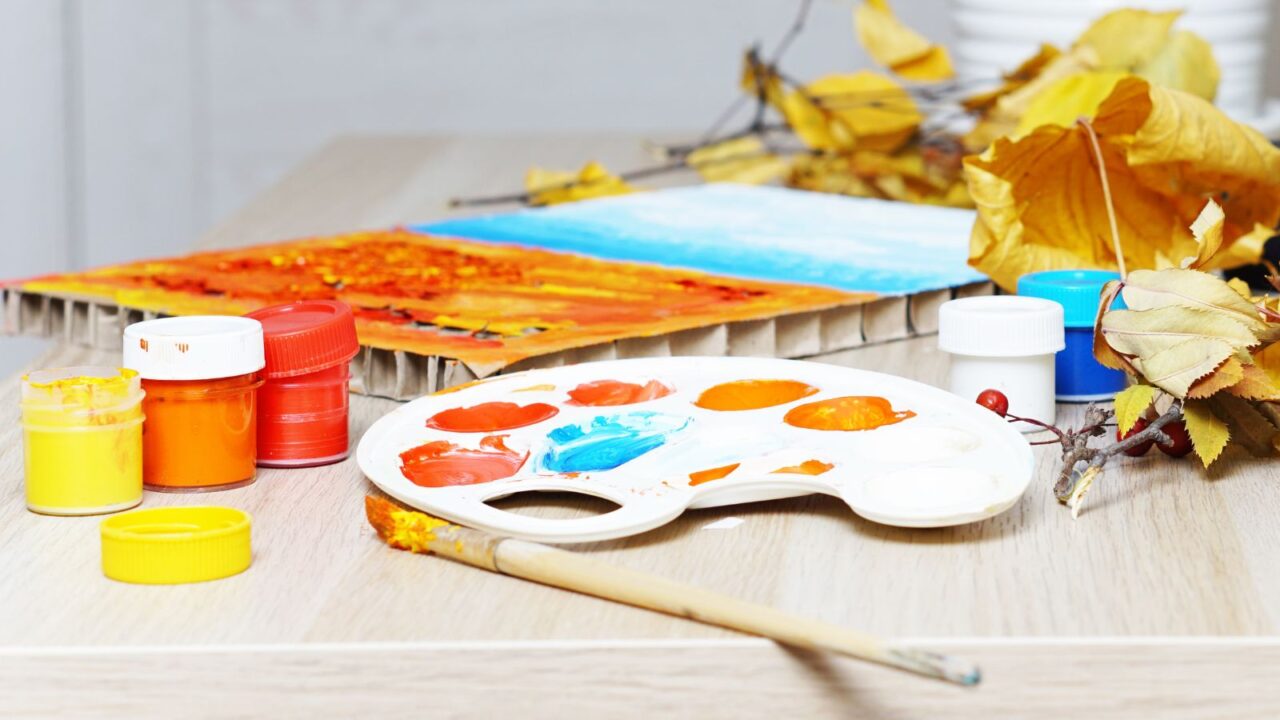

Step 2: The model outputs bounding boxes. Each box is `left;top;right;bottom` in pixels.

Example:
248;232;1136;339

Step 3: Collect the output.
424;524;972;683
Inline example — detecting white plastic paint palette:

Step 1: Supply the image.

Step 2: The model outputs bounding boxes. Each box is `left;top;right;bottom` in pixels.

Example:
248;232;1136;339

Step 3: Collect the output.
358;357;1033;543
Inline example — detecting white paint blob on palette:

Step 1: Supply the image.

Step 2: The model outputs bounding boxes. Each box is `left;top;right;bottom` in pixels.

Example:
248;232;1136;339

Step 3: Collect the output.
357;357;1034;543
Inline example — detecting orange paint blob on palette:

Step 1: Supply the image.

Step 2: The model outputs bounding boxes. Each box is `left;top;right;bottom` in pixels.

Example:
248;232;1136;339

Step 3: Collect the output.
399;435;527;487
694;379;818;411
772;459;835;475
784;396;915;431
567;379;674;407
426;401;559;432
688;462;740;486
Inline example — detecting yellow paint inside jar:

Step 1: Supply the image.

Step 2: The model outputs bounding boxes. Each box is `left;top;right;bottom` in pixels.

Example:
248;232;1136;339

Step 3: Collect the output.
21;367;144;515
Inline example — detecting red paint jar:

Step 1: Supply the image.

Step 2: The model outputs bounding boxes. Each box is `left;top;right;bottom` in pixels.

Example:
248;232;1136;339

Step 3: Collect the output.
246;300;360;467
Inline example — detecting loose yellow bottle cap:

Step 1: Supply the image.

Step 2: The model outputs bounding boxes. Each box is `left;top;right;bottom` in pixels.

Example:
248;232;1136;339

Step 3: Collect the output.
100;506;252;584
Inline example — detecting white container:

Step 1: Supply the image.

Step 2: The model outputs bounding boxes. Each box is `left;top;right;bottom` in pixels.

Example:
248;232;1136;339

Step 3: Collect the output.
938;296;1064;432
950;0;1274;126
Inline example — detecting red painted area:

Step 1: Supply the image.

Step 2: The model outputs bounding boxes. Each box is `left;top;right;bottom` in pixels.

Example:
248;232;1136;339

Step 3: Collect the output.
426;401;559;432
784;396;915;431
567;379;674;407
398;435;527;487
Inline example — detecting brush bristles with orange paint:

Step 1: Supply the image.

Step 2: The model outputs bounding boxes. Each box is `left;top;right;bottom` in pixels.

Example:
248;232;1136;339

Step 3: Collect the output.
364;495;981;686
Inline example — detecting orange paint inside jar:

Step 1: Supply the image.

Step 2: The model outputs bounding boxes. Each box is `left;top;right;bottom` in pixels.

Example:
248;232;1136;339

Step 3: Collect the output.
140;373;262;490
123;315;266;492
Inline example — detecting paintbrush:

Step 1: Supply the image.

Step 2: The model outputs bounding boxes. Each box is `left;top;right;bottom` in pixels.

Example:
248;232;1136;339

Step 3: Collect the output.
364;495;981;686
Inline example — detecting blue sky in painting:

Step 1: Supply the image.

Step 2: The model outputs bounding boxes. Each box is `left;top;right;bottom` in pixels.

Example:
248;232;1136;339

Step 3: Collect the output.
417;184;986;295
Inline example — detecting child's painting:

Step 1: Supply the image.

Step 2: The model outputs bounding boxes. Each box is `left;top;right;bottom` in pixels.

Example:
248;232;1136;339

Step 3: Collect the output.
423;185;984;294
6;185;983;381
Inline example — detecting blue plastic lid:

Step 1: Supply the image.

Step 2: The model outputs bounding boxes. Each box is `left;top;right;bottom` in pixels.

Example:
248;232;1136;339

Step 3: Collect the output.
1017;270;1127;327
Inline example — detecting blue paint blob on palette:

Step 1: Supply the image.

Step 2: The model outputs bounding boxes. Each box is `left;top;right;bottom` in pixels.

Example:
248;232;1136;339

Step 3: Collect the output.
419;184;984;295
357;357;1035;543
538;412;690;473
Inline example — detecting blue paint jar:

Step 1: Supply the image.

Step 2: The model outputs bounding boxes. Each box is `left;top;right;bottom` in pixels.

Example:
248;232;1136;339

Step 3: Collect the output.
1017;270;1127;403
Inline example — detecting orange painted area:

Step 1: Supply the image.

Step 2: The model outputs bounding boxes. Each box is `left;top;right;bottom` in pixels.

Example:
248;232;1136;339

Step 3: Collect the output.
11;229;864;369
567;379;673;407
784;396;915;431
694;379;819;411
426;401;559;433
688;463;740;486
398;435;527;488
772;459;835;475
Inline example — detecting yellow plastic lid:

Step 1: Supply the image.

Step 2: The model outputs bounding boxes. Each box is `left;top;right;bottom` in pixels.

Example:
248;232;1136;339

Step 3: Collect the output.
100;506;252;584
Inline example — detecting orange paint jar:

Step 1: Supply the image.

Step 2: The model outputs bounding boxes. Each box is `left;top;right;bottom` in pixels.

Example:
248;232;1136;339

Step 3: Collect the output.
123;316;265;491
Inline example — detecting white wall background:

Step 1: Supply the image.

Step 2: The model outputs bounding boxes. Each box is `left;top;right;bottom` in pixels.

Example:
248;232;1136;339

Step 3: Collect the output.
1;0;1278;374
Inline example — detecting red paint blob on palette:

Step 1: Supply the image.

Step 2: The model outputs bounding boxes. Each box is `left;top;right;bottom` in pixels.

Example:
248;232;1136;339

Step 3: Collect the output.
688;462;740;486
399;435;527;487
567;379;674;407
426;401;559;432
693;379;818;411
784;396;915;431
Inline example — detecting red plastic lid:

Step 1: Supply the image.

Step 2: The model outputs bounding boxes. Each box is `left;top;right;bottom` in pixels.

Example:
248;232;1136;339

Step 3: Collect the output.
245;300;359;378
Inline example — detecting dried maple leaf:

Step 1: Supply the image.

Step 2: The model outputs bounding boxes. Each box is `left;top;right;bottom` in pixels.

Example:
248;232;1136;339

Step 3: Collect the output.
964;77;1280;291
963;9;1220;151
686;137;787;185
784;71;922;154
525;161;635;206
853;0;953;82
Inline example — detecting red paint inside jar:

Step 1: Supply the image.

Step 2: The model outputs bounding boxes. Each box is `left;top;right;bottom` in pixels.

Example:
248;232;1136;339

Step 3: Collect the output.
256;361;352;467
246;300;360;468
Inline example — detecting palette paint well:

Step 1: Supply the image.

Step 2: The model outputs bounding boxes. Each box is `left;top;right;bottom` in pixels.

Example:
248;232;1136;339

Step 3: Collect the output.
357;357;1034;543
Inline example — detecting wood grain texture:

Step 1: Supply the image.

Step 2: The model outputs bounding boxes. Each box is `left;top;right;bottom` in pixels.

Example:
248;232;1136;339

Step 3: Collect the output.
4;136;1280;714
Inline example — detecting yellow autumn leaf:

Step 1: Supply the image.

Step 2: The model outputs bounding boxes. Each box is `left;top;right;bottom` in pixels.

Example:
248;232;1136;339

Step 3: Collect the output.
1074;9;1181;70
1207;394;1279;456
964;77;1280;291
1184;200;1225;269
1120;269;1266;336
962;45;1099;152
1227;363;1280;400
1187;356;1245;399
1128;337;1235;398
739;50;786;111
784;72;922;153
853;0;953;82
525;161;635;206
1182;399;1230;467
1136;30;1219;102
962;44;1061;114
1101;306;1257;359
1114;383;1157;434
686;137;787;185
1014;70;1129;137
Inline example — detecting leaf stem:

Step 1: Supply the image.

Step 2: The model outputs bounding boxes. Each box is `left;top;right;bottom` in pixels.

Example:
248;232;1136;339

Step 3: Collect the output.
1078;118;1126;278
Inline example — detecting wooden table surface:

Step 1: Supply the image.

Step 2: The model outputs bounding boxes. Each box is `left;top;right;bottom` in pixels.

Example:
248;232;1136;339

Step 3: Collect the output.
4;136;1280;718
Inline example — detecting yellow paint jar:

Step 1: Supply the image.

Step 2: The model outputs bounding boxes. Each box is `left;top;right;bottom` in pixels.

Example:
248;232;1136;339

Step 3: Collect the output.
20;366;145;515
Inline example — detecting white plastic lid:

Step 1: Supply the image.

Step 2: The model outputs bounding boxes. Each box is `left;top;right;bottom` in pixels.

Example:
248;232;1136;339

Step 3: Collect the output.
123;316;265;381
938;296;1065;358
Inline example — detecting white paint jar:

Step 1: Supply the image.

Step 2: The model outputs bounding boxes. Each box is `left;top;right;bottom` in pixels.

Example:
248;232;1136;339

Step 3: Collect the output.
938;296;1064;432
